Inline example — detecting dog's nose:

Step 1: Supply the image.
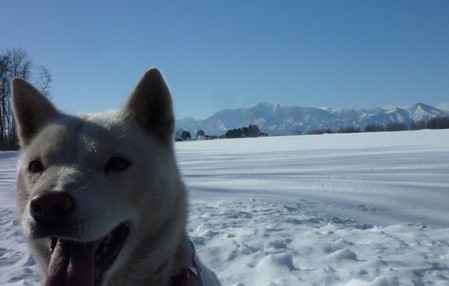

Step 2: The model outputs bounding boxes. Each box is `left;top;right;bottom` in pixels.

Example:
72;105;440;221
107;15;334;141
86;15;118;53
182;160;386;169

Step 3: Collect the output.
30;191;74;222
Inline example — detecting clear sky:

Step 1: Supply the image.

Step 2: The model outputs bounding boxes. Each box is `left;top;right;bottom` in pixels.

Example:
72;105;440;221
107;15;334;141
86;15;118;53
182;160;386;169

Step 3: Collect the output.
3;1;449;119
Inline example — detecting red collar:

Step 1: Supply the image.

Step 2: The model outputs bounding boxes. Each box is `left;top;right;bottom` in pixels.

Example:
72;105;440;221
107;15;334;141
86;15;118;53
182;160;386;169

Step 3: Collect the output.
171;268;190;286
171;241;204;286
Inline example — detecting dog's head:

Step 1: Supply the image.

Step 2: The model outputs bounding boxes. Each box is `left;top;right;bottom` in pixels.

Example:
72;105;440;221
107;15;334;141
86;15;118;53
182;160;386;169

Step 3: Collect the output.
11;69;186;286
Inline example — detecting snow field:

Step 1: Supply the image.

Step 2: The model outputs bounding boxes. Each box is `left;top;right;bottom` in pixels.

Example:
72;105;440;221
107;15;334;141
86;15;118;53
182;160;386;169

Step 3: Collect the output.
0;208;40;285
188;199;449;285
1;129;449;285
177;130;449;285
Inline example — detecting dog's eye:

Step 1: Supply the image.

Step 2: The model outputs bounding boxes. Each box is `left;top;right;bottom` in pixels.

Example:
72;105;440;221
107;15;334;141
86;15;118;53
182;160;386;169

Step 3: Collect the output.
105;157;131;174
28;160;44;173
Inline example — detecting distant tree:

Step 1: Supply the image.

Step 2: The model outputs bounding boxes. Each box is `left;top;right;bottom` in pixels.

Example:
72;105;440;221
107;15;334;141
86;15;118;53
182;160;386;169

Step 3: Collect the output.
241;127;249;137
427;116;449;129
248;124;260;137
223;124;263;138
364;124;385;132
181;131;191;141
175;128;185;140
386;122;408;132
410;121;427;130
307;128;332;135
196;129;206;139
225;128;242;138
337;126;360;133
0;47;52;150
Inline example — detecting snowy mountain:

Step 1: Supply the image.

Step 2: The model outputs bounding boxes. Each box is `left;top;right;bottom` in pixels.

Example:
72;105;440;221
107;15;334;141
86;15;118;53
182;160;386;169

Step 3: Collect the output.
176;103;449;136
437;102;449;111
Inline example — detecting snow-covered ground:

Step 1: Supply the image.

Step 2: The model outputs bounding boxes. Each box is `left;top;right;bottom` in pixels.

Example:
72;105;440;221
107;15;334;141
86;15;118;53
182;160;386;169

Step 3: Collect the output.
1;130;449;285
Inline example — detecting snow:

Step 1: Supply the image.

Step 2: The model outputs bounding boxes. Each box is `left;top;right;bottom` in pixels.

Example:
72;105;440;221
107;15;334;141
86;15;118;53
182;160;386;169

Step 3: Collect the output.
1;129;449;285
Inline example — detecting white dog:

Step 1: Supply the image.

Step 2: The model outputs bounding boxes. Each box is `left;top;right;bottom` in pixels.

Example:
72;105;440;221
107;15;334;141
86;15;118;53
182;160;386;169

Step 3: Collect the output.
12;69;221;286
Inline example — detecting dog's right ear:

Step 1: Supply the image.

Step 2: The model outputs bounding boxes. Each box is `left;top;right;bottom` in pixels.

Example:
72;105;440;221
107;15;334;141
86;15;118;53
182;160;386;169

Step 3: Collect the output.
11;78;59;148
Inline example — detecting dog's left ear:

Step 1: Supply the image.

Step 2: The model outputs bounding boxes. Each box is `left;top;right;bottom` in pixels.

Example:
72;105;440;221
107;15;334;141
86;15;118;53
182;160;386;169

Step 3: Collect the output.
123;68;175;144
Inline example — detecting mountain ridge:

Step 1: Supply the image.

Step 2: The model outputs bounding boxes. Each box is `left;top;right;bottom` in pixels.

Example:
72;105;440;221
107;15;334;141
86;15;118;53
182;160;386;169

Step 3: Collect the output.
176;103;449;136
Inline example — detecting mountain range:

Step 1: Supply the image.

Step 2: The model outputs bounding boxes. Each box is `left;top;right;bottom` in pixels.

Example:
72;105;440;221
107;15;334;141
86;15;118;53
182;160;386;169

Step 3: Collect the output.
176;103;449;136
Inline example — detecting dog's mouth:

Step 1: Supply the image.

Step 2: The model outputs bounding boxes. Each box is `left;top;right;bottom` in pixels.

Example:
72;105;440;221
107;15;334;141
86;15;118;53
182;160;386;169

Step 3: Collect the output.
45;222;129;286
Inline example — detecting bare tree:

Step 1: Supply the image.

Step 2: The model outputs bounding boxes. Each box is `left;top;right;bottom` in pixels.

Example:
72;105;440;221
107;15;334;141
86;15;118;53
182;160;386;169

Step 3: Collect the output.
36;65;52;96
0;47;52;150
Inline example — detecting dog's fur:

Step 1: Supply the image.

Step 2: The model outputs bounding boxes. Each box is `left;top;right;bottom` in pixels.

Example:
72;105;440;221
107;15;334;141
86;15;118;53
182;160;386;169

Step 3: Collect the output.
12;69;221;286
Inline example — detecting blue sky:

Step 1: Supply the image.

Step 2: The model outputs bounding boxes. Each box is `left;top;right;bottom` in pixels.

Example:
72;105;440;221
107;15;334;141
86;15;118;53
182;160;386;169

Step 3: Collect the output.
3;1;449;119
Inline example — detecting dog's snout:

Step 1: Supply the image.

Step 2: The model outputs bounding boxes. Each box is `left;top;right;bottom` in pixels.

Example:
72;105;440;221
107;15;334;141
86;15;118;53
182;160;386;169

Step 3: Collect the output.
30;191;74;222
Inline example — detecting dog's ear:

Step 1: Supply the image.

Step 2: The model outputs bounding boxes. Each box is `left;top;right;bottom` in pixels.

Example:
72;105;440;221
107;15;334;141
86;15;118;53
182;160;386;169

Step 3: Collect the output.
11;78;59;148
123;68;174;144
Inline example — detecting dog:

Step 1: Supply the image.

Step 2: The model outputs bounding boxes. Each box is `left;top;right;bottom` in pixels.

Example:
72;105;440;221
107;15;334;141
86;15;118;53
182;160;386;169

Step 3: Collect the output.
11;69;221;286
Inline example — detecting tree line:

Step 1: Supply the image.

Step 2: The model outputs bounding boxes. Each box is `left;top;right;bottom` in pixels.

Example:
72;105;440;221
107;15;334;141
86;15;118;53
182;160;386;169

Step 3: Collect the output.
176;124;266;141
305;117;449;135
225;124;264;138
177;117;449;141
1;48;52;150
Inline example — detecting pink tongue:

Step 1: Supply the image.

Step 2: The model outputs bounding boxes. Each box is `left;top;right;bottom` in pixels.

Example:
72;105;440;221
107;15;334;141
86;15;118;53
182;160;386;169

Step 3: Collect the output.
46;239;99;286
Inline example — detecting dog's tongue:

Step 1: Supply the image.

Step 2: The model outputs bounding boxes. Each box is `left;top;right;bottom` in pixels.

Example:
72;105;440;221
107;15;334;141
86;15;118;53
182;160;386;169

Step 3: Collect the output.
46;239;99;286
